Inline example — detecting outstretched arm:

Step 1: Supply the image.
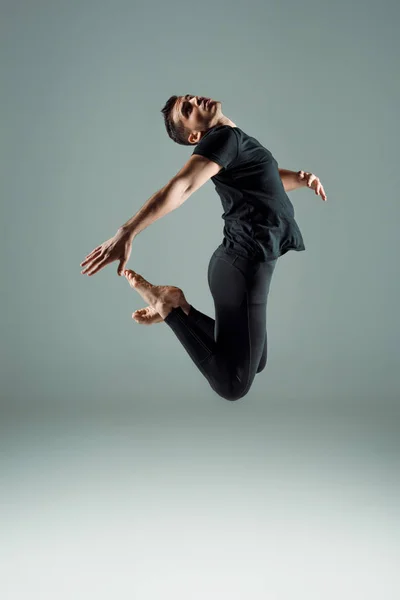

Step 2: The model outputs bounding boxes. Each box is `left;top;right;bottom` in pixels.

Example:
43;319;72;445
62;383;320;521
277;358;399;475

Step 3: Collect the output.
279;169;307;192
279;169;327;200
80;155;221;277
121;154;222;237
120;180;189;237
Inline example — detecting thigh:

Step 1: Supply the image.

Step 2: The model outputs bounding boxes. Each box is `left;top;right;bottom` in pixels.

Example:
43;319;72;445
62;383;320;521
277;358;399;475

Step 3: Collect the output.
244;258;277;374
208;248;277;311
207;249;275;378
208;249;249;311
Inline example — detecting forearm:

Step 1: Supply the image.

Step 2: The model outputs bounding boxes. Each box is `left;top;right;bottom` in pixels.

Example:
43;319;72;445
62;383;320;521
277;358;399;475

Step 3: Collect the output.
121;181;189;237
279;169;308;192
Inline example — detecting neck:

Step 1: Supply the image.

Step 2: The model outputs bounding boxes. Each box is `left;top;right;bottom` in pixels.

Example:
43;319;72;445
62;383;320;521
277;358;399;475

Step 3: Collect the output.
192;116;237;145
215;115;236;128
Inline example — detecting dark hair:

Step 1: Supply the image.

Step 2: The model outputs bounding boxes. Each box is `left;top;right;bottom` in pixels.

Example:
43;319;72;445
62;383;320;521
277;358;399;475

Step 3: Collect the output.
160;95;193;146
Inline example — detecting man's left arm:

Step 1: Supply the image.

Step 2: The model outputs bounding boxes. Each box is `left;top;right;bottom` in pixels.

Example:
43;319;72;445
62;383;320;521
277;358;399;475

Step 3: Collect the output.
279;169;327;201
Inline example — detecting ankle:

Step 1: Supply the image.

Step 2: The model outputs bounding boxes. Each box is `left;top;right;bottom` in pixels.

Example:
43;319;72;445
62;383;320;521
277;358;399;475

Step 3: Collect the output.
181;302;191;316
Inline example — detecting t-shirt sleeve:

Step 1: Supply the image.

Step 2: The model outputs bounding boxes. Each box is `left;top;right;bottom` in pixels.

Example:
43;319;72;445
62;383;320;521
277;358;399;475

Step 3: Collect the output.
191;126;238;170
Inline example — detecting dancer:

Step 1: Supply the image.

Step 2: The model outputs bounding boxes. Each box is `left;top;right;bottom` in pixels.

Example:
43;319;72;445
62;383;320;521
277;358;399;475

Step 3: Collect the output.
80;95;327;401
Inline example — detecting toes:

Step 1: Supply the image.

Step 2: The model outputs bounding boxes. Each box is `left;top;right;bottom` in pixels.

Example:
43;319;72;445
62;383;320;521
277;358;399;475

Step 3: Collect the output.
124;270;155;292
125;270;143;283
132;312;148;324
125;271;146;287
132;308;148;318
132;305;162;325
134;307;151;316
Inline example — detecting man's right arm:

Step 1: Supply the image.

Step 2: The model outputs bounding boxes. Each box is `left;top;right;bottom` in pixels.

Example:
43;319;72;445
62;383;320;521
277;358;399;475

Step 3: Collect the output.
121;180;190;238
81;155;219;277
121;154;222;238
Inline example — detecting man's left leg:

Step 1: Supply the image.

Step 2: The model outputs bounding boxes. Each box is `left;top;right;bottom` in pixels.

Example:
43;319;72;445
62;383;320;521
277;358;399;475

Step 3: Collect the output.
133;299;268;375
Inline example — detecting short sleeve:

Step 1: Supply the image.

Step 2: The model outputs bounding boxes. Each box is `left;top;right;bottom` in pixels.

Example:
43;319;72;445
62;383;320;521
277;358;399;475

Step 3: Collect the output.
192;126;238;170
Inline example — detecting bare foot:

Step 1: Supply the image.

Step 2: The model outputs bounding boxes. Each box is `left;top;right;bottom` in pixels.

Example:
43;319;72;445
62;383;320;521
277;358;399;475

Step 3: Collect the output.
133;306;163;325
123;269;190;320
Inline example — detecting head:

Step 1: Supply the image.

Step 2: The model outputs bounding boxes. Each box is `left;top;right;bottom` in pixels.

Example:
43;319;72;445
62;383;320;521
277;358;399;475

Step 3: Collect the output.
160;94;224;146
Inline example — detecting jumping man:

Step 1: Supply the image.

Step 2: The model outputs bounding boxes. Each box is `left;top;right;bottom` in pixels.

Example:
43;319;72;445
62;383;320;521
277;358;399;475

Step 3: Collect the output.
80;95;327;401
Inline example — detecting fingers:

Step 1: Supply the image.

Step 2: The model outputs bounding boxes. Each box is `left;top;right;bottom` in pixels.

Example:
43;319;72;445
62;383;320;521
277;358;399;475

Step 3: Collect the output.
80;246;102;266
315;181;327;201
308;174;328;201
80;249;102;268
299;170;328;201
307;174;316;188
83;256;110;276
81;256;98;274
81;251;109;275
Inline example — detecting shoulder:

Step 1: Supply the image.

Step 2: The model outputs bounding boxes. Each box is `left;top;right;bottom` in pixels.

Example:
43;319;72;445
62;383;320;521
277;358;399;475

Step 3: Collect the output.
203;124;237;138
195;125;238;149
192;125;239;171
210;124;237;135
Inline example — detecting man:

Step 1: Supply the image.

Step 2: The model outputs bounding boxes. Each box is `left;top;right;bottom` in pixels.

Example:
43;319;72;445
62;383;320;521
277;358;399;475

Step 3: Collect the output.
80;94;327;401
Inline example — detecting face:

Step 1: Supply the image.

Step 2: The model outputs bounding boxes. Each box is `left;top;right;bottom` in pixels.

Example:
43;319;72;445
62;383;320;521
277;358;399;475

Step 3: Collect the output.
173;94;222;144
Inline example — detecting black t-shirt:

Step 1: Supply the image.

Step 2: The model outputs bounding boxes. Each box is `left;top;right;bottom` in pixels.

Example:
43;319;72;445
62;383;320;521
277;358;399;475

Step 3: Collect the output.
192;124;306;261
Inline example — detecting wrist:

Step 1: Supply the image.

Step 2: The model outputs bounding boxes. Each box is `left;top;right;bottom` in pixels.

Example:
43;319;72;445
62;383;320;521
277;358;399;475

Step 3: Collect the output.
118;224;136;240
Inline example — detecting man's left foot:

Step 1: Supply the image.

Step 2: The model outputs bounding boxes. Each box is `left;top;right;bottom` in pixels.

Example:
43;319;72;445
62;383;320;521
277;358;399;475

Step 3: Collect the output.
133;306;163;325
123;269;190;320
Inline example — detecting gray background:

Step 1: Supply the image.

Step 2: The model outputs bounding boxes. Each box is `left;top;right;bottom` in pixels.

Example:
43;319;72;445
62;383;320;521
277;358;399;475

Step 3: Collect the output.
1;0;399;598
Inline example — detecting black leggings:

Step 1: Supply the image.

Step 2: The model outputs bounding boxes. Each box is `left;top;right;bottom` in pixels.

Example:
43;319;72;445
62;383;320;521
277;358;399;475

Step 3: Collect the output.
164;245;278;401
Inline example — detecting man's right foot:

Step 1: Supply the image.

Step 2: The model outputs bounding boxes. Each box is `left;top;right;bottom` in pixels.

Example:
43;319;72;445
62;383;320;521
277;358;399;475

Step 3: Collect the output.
133;306;163;325
124;269;191;320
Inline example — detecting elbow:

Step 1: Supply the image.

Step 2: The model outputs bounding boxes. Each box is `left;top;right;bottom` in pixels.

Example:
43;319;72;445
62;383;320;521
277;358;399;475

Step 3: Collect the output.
173;180;193;204
164;180;191;210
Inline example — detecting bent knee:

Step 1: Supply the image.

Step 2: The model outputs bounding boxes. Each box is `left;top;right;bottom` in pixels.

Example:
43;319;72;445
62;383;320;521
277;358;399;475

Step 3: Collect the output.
214;381;251;402
256;357;268;374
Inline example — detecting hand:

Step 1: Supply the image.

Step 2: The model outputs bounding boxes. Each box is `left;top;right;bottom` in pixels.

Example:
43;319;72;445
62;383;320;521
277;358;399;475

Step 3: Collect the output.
80;227;134;276
298;171;327;201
